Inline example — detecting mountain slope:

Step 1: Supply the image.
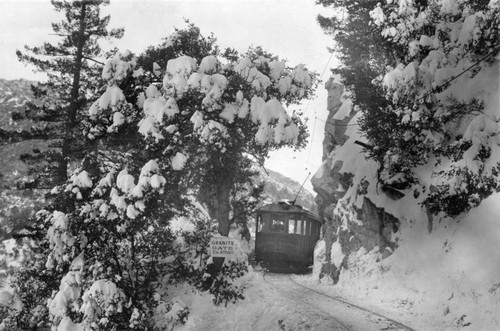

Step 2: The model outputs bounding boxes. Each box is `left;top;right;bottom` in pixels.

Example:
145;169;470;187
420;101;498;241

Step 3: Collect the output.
0;79;33;115
0;79;50;240
0;78;36;188
256;167;317;213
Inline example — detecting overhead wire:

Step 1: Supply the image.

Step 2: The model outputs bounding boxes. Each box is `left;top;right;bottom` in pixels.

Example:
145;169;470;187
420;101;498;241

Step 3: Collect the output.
304;51;335;166
259;51;335;181
296;0;347;186
292;1;353;200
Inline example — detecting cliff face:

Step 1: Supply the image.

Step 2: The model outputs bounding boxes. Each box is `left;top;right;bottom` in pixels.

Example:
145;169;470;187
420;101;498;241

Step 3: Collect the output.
312;78;401;283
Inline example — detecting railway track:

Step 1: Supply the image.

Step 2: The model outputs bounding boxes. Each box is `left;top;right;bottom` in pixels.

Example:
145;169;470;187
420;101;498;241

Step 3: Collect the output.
263;271;415;331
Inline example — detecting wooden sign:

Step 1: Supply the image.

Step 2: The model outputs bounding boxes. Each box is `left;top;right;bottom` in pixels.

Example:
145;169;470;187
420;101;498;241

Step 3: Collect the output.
209;237;236;258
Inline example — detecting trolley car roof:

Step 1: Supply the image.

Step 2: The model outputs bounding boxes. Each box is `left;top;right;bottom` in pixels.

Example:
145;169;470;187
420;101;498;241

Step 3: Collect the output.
256;202;321;223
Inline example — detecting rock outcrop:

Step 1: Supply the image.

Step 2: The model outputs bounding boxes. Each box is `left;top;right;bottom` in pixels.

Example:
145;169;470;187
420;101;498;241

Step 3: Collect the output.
312;79;354;217
312;79;401;283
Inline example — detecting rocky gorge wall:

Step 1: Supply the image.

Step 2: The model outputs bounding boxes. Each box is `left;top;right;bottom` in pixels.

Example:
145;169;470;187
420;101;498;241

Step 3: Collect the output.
311;78;401;283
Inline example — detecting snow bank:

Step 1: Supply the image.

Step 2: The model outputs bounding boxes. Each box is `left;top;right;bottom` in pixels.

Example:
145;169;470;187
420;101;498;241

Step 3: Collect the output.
307;192;500;330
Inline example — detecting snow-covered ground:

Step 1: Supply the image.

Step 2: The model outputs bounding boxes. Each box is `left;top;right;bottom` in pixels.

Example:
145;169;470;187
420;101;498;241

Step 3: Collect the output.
170;269;339;331
163;267;413;331
177;215;500;331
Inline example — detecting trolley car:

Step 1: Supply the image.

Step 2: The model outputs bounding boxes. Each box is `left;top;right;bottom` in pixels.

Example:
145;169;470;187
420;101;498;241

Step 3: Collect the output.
254;201;322;273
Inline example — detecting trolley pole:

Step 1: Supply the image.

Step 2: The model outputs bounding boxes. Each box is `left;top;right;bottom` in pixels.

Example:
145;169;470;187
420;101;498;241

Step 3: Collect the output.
292;172;311;205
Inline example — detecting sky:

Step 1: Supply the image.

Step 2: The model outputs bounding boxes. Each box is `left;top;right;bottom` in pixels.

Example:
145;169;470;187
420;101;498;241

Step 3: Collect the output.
0;0;337;195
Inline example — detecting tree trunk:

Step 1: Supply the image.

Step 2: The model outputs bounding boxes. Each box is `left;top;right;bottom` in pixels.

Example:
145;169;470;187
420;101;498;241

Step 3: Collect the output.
198;167;233;277
215;176;232;236
210;176;231;276
58;3;87;183
197;163;234;236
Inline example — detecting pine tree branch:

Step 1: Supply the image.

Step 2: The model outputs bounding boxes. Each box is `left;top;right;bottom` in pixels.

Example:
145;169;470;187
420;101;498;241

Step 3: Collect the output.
83;56;104;65
0;129;62;146
49;33;71;37
11;225;45;240
354;140;374;150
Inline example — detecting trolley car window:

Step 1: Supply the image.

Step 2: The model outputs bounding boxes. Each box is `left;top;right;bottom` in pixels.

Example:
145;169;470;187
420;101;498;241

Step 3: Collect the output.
257;212;318;235
259;213;271;232
258;213;288;233
271;219;285;232
288;219;296;234
297;220;303;235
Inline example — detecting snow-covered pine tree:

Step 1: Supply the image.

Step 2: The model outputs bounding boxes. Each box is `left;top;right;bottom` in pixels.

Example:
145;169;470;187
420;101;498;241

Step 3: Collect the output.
85;26;318;237
317;0;414;184
132;45;317;237
317;0;500;216
13;0;123;189
0;0;123;245
5;24;308;330
84;25;318;282
137;21;219;80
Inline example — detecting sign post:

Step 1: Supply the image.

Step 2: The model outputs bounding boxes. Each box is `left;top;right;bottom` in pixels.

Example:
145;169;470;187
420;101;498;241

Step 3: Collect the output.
209;237;236;258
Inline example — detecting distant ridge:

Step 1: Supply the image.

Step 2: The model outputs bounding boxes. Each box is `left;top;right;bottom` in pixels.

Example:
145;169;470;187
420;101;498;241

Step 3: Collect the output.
0;78;34;126
255;167;317;214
